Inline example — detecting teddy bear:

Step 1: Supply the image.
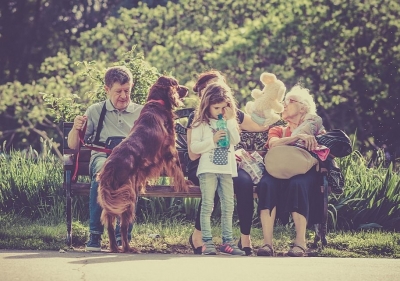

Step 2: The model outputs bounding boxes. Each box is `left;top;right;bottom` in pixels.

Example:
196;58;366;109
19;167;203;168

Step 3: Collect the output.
245;72;286;127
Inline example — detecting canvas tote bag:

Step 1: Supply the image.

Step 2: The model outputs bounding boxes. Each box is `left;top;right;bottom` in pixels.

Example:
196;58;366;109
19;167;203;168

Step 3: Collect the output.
264;127;318;179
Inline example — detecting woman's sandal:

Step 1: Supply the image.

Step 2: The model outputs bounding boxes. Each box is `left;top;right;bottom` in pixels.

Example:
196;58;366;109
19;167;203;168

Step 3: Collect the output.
189;233;202;255
238;237;253;256
287;244;307;257
256;243;274;256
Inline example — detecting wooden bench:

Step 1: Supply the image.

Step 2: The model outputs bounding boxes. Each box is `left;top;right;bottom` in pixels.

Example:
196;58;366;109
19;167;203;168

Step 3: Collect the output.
63;108;329;247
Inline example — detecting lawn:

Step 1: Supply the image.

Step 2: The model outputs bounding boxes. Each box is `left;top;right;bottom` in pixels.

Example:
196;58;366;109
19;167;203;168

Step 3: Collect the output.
0;213;399;258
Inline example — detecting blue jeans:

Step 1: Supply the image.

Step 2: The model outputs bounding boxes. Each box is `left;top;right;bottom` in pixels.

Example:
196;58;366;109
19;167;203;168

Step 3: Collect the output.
198;173;235;244
89;154;133;240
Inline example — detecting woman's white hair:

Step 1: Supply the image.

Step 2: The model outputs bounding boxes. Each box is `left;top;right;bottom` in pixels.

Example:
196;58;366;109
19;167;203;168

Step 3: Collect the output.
285;85;317;115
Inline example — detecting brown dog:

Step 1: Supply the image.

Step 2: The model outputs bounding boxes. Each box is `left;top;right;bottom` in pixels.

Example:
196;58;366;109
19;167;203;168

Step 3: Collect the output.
97;75;190;253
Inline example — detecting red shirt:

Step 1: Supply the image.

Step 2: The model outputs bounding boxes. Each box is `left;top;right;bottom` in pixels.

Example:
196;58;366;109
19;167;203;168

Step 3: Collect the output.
266;126;292;149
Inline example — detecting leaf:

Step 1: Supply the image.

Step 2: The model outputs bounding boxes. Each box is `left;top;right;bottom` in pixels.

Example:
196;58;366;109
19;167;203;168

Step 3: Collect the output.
357;223;382;230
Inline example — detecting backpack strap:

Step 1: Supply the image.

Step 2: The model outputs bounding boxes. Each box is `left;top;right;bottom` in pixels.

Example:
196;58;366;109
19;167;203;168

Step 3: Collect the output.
92;101;107;147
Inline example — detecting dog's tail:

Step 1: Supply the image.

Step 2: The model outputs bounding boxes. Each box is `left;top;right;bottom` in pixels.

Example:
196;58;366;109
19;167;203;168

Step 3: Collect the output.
97;168;137;226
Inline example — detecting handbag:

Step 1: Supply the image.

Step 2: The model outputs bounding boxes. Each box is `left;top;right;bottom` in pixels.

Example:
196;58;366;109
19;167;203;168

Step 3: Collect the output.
322;157;345;195
105;136;125;150
264;145;318;179
235;148;265;184
316;129;352;158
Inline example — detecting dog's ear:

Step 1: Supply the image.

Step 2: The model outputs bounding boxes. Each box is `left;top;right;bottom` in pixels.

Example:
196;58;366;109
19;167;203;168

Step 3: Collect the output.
168;84;185;108
156;76;178;88
148;76;180;101
177;86;189;98
147;75;188;108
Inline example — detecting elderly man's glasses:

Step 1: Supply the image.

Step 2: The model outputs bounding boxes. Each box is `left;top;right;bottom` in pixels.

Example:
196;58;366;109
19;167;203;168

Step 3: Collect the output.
282;98;305;106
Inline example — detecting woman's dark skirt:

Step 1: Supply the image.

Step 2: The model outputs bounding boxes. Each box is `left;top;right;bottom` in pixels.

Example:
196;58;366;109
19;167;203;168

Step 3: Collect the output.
257;167;324;226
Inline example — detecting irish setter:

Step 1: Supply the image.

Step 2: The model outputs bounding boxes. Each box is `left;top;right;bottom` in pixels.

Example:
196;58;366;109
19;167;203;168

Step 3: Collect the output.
97;76;190;253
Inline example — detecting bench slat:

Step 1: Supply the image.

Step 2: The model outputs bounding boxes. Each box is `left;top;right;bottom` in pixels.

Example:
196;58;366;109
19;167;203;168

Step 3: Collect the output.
70;183;257;198
70;182;202;197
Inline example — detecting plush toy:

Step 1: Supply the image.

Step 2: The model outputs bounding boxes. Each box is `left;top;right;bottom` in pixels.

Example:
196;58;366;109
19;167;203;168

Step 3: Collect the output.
245;72;286;127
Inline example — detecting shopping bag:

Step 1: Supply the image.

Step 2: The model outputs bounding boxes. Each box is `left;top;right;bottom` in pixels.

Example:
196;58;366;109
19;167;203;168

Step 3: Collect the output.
235;148;265;184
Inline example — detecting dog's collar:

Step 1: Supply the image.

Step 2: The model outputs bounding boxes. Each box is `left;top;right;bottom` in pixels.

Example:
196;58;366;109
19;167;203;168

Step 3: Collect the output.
148;99;165;106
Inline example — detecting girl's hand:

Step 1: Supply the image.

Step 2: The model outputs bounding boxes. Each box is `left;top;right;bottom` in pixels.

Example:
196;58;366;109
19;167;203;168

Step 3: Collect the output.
224;105;235;120
297;134;318;151
213;130;226;143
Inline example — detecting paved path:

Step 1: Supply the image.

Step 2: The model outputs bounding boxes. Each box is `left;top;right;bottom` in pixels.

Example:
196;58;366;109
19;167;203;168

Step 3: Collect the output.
1;250;399;281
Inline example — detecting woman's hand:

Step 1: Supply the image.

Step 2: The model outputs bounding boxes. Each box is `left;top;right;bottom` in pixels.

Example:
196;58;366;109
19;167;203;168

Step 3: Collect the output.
240;113;270;132
213;130;226;143
224;106;235;120
297;134;318;151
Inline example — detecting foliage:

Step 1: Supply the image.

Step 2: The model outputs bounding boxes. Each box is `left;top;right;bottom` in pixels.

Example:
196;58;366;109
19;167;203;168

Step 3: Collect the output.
0;47;158;156
0;0;171;84
43;46;159;122
0;52;90;155
0;139;399;231
328;150;400;231
282;0;400;153
70;221;90;245
4;0;399;155
1;0;400;232
0;139;63;218
1;213;399;257
317;230;400;258
1;0;399;156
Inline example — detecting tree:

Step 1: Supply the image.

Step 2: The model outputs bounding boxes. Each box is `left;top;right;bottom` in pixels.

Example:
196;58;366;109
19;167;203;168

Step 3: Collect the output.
0;48;159;156
278;0;400;152
0;0;170;85
1;0;399;156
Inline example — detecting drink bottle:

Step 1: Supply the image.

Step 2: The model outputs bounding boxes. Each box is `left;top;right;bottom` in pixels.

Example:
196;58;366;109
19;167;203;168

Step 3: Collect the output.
216;114;230;147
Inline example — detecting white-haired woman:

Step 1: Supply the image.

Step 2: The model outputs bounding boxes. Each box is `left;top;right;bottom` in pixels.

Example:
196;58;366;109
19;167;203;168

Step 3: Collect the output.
256;86;324;257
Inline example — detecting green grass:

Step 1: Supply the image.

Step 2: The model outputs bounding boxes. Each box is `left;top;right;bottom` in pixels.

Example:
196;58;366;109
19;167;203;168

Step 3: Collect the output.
1;140;400;258
0;213;66;250
1;139;400;232
0;212;399;258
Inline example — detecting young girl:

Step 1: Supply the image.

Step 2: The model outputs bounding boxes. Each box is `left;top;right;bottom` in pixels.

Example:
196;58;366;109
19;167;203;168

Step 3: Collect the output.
188;70;268;256
190;82;245;256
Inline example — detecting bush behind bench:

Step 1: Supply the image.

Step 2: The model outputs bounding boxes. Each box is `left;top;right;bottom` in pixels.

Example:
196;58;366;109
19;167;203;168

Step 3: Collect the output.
0;139;399;231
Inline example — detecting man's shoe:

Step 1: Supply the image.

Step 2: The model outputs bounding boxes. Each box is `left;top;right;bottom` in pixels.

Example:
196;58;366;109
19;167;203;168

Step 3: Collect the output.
85;234;102;252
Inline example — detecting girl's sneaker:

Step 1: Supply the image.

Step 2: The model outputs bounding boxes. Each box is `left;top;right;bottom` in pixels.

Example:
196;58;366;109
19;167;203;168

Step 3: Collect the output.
219;243;246;256
202;241;217;255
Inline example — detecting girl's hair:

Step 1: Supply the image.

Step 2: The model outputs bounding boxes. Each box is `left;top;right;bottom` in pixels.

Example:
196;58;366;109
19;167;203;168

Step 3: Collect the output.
285;85;317;115
192;70;226;96
192;82;238;128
